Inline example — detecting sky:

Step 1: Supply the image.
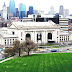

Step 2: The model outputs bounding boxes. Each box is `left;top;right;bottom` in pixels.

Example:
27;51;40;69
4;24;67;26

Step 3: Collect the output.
0;0;72;14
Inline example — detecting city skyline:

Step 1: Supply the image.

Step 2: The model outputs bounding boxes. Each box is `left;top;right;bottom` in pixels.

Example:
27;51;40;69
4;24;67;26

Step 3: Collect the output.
0;0;72;14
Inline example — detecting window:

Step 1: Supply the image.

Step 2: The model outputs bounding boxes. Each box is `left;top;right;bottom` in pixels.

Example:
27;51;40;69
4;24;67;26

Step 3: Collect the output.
10;39;11;45
37;33;42;40
60;39;61;42
48;33;52;39
12;31;15;35
5;42;6;45
7;39;9;41
68;36;69;41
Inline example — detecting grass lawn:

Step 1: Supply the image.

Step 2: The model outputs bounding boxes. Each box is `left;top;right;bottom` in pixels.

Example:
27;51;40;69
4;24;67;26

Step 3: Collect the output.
40;44;55;46
0;53;72;72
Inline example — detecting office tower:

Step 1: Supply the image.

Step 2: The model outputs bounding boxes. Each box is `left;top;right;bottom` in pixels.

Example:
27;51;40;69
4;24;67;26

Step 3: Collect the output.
7;7;9;19
29;6;34;15
48;6;55;15
2;2;7;20
8;13;13;19
59;5;64;15
15;8;19;17
9;0;15;16
19;3;26;19
27;11;29;17
15;8;18;12
64;9;69;17
34;10;38;14
0;10;2;18
39;10;44;14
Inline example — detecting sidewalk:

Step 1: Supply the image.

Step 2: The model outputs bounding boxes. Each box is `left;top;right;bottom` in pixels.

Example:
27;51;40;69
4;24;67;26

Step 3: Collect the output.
0;57;13;63
0;53;27;63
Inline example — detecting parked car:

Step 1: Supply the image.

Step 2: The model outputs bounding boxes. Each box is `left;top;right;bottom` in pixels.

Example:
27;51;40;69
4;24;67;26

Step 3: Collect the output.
51;49;58;52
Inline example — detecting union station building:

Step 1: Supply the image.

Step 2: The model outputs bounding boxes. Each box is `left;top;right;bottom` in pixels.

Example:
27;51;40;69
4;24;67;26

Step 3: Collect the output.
0;18;72;47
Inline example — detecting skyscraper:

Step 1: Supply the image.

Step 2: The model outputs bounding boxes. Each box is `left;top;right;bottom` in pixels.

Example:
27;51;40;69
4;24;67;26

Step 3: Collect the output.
15;8;19;17
34;10;38;14
59;5;64;15
64;9;69;17
7;7;9;19
2;2;7;20
29;6;34;15
9;0;15;16
48;6;55;15
19;3;26;19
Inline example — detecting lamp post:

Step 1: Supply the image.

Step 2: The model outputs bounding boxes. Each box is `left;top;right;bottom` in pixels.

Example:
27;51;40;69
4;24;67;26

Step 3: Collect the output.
18;46;20;57
26;40;30;56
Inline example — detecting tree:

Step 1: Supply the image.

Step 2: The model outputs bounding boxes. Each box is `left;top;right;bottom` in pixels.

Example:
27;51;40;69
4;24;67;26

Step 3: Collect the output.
4;40;21;57
13;40;20;53
20;38;37;56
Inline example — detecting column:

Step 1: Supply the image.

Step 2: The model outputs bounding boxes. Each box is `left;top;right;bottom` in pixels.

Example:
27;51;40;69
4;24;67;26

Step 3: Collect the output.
45;31;48;43
42;31;46;44
32;31;35;42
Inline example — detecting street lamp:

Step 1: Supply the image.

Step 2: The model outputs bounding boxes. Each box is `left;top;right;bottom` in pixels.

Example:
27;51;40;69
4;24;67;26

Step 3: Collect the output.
18;46;20;57
26;40;30;56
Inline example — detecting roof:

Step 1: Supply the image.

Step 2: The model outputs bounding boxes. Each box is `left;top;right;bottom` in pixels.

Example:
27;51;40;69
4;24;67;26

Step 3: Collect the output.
12;20;56;26
9;20;59;29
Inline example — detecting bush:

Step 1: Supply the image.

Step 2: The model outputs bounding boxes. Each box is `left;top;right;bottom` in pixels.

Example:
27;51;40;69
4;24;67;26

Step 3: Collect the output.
4;48;15;57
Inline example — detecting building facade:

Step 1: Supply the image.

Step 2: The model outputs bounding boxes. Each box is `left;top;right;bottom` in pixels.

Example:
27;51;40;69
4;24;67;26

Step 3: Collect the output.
0;18;72;47
0;21;60;46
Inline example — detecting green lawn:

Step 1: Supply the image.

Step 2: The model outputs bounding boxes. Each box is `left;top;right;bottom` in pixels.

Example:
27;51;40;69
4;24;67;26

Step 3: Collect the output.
0;53;72;72
40;44;55;46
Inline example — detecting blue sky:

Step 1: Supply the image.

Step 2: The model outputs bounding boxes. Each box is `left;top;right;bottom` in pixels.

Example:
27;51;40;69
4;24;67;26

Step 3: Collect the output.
0;0;72;14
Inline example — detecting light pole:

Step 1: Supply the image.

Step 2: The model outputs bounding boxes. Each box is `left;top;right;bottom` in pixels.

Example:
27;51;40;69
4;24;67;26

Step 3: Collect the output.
18;46;20;57
26;40;30;56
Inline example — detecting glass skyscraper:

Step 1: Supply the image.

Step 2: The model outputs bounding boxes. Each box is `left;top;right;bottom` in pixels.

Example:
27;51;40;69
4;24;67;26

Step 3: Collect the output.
9;0;15;16
19;3;26;19
59;5;64;15
29;6;33;15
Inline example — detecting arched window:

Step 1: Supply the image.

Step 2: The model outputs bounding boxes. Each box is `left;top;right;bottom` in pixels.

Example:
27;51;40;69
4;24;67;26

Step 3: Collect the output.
26;33;31;38
37;33;42;40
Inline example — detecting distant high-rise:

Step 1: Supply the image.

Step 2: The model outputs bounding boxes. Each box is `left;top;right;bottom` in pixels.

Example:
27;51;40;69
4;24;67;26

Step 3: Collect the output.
7;7;9;19
2;2;7;20
39;10;44;14
59;5;64;15
15;8;19;17
64;9;69;17
27;11;29;17
48;6;55;15
19;3;26;19
34;10;38;14
9;0;15;16
29;6;33;15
